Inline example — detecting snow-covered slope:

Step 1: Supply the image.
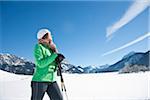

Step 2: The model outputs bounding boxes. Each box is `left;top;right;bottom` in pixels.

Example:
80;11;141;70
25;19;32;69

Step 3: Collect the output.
0;70;30;81
0;70;149;100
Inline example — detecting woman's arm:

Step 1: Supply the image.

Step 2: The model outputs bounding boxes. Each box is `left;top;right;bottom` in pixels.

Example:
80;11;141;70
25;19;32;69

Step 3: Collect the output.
34;44;58;68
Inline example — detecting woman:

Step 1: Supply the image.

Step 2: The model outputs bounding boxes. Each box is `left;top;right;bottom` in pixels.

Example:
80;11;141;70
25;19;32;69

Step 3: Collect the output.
31;28;63;100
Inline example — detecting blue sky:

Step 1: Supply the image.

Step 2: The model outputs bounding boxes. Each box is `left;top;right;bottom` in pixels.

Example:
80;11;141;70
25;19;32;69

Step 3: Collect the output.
0;1;149;66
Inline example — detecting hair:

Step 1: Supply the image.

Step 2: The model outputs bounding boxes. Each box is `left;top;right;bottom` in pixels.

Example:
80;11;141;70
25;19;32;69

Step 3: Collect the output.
42;33;49;39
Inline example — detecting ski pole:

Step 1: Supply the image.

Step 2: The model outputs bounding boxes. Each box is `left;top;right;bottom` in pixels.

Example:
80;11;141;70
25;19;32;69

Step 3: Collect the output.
58;63;69;100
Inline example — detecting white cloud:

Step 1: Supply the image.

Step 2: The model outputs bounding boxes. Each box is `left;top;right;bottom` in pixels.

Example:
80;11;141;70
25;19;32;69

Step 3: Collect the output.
102;32;150;56
106;0;150;38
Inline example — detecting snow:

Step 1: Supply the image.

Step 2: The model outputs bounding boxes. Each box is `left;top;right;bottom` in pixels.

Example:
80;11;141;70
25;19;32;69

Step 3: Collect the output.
0;70;150;100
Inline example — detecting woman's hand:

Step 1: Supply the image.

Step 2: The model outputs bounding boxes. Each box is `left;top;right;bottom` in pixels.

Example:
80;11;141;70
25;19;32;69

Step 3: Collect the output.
49;42;58;53
38;38;58;53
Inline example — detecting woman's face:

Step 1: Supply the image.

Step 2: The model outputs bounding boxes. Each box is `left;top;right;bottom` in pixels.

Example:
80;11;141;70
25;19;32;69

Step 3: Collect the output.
39;33;53;44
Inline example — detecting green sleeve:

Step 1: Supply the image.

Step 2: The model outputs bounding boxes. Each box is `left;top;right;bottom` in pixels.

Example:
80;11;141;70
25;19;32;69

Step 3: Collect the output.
34;44;58;68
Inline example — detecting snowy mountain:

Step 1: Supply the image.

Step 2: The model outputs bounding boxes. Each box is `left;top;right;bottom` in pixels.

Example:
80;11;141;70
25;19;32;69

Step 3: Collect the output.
0;54;35;75
61;62;84;73
122;51;136;60
64;51;149;74
103;51;150;73
119;64;149;73
61;64;110;74
0;53;26;65
82;66;94;73
0;50;149;75
82;64;110;73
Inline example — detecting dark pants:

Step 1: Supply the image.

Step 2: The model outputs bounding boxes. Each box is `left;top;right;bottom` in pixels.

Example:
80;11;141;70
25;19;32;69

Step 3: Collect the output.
31;81;63;100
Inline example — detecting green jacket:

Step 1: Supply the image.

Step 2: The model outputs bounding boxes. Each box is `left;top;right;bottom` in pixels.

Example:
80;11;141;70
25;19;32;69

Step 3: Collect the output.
32;43;58;82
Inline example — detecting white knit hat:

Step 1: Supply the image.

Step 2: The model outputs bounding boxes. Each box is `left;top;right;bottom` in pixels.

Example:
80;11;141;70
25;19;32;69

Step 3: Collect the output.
37;29;51;39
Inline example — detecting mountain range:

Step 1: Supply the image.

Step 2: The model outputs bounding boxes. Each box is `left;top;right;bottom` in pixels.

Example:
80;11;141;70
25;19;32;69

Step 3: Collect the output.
0;51;149;75
0;54;34;75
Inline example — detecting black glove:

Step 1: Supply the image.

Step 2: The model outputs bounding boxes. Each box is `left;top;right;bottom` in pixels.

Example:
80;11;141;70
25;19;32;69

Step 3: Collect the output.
55;53;65;64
